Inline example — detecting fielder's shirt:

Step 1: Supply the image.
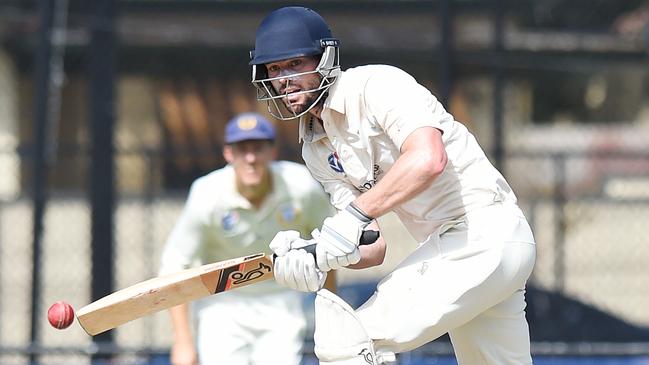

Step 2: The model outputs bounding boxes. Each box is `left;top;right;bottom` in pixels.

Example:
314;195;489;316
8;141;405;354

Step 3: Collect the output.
159;160;333;293
300;65;517;243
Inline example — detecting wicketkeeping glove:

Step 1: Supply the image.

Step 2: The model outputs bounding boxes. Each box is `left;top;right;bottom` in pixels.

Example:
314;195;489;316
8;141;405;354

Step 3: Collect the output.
314;203;374;271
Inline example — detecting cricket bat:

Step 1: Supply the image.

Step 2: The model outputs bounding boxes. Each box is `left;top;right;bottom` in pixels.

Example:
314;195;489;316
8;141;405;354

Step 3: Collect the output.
76;231;379;336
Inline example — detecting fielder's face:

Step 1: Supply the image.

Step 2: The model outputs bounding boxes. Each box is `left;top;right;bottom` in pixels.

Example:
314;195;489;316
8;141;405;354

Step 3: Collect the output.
265;56;322;116
223;140;277;189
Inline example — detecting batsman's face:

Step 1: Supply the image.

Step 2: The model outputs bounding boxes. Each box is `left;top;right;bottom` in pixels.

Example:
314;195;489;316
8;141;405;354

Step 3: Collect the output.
224;140;277;187
265;56;322;115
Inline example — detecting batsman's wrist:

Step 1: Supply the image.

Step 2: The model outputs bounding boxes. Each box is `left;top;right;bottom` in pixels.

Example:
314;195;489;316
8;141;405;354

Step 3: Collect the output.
346;202;374;223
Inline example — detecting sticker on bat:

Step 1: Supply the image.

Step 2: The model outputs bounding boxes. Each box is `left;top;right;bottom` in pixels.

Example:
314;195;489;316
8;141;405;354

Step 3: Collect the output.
214;261;272;293
231;262;272;285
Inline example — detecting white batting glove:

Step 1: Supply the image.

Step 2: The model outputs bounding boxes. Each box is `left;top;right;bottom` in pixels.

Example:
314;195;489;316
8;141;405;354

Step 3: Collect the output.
270;230;326;292
273;248;327;292
269;230;303;256
314;203;373;271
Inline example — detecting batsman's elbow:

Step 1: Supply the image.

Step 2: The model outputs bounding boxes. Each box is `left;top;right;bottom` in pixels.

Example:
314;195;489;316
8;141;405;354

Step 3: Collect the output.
402;126;448;183
417;149;447;184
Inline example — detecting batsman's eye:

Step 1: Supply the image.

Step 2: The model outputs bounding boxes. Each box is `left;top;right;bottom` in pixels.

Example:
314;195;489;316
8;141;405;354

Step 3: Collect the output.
267;64;280;75
289;59;302;68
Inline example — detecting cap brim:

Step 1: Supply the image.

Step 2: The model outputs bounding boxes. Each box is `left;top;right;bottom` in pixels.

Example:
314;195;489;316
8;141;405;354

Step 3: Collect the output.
249;49;321;65
225;133;275;144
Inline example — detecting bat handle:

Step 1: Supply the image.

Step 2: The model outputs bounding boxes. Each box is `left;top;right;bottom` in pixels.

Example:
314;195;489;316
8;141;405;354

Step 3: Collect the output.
301;229;380;257
271;230;380;262
359;229;381;245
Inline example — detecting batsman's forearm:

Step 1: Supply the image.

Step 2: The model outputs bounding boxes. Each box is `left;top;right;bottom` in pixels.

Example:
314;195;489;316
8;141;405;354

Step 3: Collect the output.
355;150;444;218
354;127;447;218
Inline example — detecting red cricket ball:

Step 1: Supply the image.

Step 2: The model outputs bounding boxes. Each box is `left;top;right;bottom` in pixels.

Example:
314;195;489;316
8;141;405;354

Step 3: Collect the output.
47;301;75;330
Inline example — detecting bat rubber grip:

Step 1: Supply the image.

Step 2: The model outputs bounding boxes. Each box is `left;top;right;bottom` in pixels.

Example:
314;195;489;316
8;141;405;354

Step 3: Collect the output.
359;230;380;245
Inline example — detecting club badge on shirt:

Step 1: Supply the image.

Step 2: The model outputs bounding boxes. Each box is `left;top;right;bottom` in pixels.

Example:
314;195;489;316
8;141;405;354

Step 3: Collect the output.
328;152;345;173
277;204;297;224
221;210;240;231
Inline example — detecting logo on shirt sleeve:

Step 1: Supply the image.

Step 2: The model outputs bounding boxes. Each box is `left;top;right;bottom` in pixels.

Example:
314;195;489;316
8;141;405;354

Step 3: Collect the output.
327;152;345;173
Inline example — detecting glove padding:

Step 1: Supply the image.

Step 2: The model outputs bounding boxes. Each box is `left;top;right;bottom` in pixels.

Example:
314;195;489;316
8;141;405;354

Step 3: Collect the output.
270;230;327;292
315;204;372;272
273;248;327;292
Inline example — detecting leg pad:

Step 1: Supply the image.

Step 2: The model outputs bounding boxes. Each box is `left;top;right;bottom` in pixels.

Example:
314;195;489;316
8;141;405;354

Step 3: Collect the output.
315;289;395;365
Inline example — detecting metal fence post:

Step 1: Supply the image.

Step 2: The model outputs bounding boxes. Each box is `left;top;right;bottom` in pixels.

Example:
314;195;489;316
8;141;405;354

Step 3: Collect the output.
438;0;453;108
492;0;505;172
88;0;117;354
29;1;56;361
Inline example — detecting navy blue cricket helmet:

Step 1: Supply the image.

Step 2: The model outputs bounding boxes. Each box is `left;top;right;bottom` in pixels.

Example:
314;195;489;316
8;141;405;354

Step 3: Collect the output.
249;7;341;120
250;6;335;65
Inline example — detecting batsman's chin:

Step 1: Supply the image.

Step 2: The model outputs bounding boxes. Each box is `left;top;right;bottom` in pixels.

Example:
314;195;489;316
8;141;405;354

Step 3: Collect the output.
283;102;307;115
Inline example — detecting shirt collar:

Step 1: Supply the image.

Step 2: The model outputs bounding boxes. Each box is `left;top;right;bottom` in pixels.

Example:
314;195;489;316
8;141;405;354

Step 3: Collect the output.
299;114;328;143
323;70;346;114
298;70;346;143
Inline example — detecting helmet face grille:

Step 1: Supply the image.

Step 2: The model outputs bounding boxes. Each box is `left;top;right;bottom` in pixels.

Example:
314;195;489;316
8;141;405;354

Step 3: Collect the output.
251;46;341;121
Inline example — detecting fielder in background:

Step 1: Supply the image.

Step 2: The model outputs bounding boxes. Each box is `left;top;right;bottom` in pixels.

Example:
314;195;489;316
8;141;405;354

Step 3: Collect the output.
250;7;537;365
159;112;334;365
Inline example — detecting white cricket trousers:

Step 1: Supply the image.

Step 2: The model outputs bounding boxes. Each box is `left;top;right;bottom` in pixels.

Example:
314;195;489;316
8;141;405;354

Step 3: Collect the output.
194;290;306;365
356;202;536;364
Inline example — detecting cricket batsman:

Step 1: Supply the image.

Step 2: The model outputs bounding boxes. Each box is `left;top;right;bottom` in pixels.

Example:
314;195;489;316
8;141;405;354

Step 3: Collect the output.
251;6;537;365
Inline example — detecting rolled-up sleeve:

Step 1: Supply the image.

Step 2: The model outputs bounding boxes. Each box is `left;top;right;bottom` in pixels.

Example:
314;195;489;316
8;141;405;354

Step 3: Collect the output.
364;66;452;150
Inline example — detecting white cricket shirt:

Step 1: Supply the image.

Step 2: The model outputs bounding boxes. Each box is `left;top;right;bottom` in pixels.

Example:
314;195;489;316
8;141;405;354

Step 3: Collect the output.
159;160;333;293
300;65;517;242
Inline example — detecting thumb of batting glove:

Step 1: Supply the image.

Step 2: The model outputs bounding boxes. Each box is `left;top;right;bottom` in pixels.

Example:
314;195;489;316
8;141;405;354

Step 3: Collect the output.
269;230;301;257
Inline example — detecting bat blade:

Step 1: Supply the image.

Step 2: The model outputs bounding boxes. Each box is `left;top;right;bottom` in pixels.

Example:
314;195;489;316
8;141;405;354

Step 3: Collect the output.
76;253;273;336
